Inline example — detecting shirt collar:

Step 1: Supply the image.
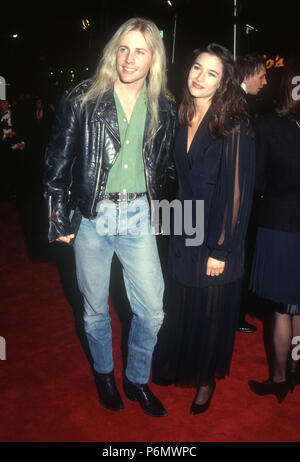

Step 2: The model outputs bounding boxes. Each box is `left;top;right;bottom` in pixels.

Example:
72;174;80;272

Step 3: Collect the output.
241;82;247;93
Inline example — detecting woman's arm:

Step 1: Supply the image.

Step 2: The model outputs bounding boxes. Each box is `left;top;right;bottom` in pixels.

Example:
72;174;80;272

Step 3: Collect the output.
206;122;256;274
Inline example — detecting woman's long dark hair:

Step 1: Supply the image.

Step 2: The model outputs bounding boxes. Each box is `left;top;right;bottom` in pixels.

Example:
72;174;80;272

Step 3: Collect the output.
178;43;251;138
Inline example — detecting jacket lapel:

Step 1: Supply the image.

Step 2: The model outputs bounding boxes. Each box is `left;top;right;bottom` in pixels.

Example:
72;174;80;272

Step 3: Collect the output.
94;92;120;145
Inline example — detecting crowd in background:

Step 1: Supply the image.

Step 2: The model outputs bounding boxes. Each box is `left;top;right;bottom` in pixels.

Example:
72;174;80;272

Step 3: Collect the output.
0;94;55;197
0;94;55;257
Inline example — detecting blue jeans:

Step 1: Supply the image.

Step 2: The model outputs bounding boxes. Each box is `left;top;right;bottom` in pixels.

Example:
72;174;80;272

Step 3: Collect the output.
73;196;164;383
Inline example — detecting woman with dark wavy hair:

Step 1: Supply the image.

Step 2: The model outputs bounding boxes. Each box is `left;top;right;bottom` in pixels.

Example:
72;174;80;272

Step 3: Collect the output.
248;58;300;403
152;43;255;414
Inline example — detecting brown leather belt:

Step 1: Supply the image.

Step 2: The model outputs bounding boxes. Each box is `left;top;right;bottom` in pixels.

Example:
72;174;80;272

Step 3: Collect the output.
102;192;146;203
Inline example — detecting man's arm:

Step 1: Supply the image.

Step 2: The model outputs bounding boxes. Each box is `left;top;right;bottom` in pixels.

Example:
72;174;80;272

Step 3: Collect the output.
44;90;80;242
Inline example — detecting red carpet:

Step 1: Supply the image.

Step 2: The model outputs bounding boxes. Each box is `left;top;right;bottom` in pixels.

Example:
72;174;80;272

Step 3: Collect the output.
0;200;299;443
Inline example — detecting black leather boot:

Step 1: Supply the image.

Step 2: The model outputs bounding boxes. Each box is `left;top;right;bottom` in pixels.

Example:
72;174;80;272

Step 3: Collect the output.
123;376;167;417
94;370;124;411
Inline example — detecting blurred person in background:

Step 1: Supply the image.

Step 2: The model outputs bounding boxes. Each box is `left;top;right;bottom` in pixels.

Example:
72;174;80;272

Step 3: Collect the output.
248;58;300;403
0;99;25;200
234;52;268;333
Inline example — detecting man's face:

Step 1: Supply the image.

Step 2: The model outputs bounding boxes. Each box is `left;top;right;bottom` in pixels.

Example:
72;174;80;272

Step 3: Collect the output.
36;99;43;109
243;66;267;95
0;100;10;112
116;29;153;87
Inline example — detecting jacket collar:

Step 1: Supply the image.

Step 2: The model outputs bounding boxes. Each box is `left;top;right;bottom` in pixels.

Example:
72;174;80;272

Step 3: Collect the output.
95;89;173;113
96;90;115;111
158;94;175;113
94;91;120;143
93;89;173;145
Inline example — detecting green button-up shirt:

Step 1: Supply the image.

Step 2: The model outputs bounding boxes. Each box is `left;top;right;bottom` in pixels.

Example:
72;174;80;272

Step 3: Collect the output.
105;84;147;194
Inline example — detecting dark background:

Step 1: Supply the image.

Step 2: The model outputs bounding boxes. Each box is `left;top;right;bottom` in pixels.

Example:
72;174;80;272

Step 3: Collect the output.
1;0;299;105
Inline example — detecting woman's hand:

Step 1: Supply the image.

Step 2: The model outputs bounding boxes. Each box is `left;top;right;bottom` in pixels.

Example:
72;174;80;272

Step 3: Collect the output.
206;257;225;277
56;234;75;244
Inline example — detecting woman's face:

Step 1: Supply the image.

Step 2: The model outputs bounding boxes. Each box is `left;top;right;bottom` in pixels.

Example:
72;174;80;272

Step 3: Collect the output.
187;52;223;102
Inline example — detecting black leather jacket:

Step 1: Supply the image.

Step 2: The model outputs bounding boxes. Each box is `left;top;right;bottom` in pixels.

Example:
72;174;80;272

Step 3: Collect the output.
44;81;177;242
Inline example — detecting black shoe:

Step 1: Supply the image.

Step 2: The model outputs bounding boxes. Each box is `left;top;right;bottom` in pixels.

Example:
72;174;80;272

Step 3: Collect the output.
248;379;289;403
123;376;167;417
190;381;216;415
94;370;124;411
237;322;257;333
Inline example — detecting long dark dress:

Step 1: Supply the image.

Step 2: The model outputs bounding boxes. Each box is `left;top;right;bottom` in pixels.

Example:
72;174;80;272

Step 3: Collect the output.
152;109;256;387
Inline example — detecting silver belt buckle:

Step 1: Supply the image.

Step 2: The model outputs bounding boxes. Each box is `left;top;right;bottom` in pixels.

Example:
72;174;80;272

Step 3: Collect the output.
119;192;128;202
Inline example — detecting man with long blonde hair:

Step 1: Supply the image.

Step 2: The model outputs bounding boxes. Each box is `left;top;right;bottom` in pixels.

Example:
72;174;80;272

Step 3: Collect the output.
44;17;176;417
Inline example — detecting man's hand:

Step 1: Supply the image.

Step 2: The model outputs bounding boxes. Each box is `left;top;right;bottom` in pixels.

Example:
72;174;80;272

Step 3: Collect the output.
56;234;75;244
5;131;16;139
206;257;225;277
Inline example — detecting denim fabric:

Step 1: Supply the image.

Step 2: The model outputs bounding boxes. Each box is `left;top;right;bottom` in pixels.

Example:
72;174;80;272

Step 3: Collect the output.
73;196;164;383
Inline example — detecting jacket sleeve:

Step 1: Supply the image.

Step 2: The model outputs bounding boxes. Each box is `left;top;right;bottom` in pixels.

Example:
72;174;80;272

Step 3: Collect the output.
206;122;256;261
44;90;80;242
166;109;179;182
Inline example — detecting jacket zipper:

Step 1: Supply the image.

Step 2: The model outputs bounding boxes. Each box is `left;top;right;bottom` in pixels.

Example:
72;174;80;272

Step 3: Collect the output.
90;123;105;214
90;117;121;215
48;194;52;219
99;114;120;145
143;123;163;202
143;124;163;230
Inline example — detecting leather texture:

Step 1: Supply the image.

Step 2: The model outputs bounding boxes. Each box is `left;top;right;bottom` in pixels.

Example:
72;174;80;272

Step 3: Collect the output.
94;370;124;411
44;80;177;242
123;376;167;417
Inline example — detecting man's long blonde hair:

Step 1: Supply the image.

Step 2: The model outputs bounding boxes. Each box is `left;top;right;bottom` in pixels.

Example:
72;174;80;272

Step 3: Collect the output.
79;17;172;138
